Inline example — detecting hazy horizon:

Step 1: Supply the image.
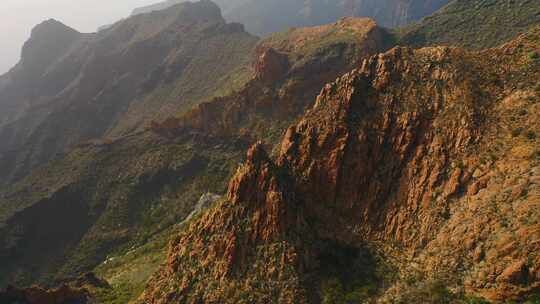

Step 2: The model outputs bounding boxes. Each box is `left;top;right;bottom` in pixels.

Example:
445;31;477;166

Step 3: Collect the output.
0;0;162;74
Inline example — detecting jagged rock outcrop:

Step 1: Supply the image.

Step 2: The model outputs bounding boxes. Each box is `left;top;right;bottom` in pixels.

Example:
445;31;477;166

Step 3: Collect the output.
141;143;309;303
253;47;289;84
277;46;483;246
141;27;540;302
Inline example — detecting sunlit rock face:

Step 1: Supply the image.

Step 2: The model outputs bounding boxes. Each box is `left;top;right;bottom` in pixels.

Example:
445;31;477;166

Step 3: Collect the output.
141;28;540;303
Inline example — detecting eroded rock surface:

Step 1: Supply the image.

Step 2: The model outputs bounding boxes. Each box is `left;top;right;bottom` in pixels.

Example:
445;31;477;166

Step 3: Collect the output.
141;27;540;303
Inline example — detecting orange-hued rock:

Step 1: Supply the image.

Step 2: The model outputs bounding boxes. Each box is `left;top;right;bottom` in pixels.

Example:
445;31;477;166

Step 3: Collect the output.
141;27;540;303
496;259;529;284
141;141;308;304
254;48;289;84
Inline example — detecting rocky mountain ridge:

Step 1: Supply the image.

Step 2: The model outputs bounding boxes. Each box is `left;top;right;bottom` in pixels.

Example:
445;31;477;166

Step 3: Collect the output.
1;0;539;303
141;27;540;303
0;15;390;300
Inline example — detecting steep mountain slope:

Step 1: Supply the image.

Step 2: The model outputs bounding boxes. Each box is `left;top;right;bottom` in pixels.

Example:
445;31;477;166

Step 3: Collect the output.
0;132;245;289
400;0;540;49
0;1;257;186
0;17;390;301
141;27;540;303
0;19;89;128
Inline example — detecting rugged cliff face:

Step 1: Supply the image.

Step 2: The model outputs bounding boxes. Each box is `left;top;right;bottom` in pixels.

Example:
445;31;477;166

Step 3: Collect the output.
142;143;309;303
141;27;540;303
0;0;257;186
0;16;389;300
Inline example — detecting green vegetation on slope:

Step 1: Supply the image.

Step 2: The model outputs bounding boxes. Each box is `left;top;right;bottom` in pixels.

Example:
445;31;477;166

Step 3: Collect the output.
399;0;540;49
0;132;247;289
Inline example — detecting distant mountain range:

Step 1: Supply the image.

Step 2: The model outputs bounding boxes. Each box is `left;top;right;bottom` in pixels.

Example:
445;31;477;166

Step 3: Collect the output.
131;0;450;36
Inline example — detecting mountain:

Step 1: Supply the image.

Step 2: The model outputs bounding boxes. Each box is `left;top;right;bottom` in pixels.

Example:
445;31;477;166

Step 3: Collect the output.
0;15;391;301
0;19;88;128
224;0;450;36
0;1;257;186
132;0;449;36
1;0;540;303
400;0;540;49
141;26;540;303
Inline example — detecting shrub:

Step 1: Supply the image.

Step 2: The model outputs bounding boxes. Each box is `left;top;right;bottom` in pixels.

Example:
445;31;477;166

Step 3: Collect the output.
524;294;540;304
526;131;537;140
511;127;523;137
529;51;540;61
321;279;345;304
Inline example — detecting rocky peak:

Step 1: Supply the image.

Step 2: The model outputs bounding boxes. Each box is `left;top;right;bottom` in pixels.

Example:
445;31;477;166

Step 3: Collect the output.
253;47;289;84
227;141;293;222
245;141;271;166
21;19;81;68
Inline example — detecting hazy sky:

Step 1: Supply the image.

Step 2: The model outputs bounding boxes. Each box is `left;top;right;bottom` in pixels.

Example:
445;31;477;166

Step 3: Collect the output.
0;0;160;74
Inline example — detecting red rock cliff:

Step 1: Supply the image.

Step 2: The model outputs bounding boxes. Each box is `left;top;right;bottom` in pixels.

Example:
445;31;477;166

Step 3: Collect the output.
141;28;540;303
